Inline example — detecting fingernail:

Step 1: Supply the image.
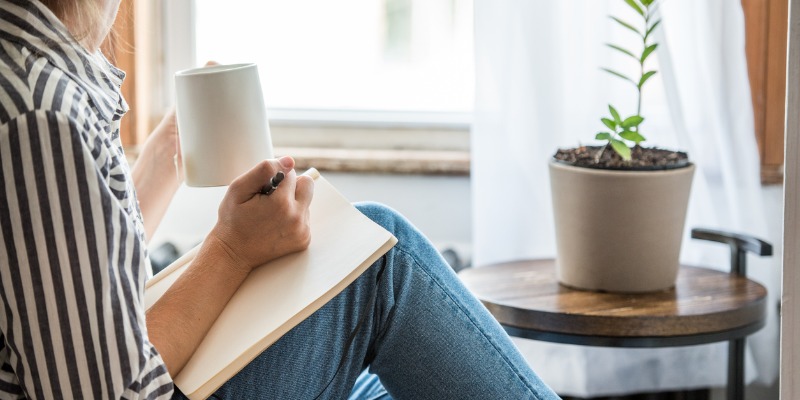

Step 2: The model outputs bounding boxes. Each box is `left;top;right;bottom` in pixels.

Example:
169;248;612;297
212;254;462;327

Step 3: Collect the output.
279;156;293;168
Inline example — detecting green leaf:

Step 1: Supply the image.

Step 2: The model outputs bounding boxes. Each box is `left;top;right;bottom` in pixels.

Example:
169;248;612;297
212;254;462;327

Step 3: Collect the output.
595;132;613;141
610;16;641;36
607;43;637;60
638;70;657;88
641;0;655;6
601;118;617;130
608;105;622;124
640;44;658;63
601;68;636;86
610;139;632;160
624;0;644;16
621;115;644;128
646;20;662;38
620;130;647;143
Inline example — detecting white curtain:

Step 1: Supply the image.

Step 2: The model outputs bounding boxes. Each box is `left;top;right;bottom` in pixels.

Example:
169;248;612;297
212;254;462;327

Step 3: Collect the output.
472;0;780;396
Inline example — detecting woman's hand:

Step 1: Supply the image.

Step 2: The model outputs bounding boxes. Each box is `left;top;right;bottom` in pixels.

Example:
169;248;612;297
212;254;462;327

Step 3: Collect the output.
132;108;182;239
206;156;315;273
155;108;181;176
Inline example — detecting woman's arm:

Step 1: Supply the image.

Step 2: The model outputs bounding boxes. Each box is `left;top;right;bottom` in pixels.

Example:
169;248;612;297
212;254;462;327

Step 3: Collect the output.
131;109;182;240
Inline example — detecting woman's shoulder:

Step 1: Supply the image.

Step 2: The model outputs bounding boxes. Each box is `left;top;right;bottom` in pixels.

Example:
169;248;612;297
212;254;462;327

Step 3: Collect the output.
0;46;118;180
0;38;95;126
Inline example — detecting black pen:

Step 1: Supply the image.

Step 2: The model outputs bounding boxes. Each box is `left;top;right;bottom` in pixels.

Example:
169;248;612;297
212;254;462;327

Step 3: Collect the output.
261;171;285;195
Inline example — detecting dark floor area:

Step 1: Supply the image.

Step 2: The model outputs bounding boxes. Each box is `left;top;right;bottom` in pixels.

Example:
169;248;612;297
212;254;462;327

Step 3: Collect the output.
561;389;710;400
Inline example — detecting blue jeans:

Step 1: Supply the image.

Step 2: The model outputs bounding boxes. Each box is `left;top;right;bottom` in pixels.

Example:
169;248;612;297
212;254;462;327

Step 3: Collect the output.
173;202;560;399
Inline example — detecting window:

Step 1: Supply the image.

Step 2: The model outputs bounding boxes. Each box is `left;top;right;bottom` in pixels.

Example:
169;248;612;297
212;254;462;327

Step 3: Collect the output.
183;0;474;127
112;0;473;173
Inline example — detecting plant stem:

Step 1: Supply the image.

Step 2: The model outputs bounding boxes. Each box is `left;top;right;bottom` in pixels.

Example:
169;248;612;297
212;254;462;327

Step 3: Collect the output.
636;4;648;131
595;145;606;163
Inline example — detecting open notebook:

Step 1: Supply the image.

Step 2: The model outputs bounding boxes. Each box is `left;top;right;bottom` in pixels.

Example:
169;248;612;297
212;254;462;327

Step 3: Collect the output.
144;168;398;399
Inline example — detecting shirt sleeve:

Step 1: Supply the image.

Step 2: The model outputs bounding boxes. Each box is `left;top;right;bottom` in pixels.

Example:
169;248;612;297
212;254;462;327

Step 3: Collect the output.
0;110;173;399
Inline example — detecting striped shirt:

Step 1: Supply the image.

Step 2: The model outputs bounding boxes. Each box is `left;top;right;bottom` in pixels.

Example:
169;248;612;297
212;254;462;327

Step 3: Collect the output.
0;0;173;398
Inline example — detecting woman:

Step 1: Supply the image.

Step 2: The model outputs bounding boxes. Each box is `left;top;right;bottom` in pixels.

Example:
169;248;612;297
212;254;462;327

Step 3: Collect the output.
0;0;560;399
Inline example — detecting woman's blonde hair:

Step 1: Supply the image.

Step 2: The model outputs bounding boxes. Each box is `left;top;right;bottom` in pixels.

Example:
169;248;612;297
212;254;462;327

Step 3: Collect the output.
38;0;108;45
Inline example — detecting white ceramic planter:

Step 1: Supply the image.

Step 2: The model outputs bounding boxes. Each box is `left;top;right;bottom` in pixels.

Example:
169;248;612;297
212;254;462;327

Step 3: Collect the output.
549;160;695;293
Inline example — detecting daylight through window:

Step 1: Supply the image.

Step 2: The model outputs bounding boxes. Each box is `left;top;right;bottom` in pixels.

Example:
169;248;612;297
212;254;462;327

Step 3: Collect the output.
194;0;474;117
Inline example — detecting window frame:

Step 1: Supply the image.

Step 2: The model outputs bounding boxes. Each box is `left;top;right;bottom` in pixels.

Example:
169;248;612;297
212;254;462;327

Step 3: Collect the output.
782;0;800;397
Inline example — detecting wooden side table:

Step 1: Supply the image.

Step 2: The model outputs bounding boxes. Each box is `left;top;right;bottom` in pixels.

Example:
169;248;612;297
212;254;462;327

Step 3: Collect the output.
459;261;767;400
459;229;773;400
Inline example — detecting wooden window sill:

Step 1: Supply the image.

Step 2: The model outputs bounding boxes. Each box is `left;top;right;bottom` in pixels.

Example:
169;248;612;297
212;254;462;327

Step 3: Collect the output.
276;147;470;176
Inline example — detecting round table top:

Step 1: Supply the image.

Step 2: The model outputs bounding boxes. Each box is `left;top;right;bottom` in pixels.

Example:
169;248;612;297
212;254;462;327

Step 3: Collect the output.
458;260;768;347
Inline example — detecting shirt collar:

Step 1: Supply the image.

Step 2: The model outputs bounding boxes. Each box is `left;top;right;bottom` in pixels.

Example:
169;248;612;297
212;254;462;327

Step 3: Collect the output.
0;0;128;122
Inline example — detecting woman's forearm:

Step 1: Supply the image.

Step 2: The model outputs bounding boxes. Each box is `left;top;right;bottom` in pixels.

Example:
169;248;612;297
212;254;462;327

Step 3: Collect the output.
145;234;250;377
132;111;182;240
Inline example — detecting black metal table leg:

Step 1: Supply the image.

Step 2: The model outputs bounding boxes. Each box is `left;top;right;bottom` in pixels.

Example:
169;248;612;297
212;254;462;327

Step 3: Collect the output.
728;338;745;400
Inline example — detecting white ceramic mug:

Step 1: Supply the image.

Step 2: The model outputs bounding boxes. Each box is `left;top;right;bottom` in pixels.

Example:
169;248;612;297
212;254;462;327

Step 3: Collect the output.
175;63;274;187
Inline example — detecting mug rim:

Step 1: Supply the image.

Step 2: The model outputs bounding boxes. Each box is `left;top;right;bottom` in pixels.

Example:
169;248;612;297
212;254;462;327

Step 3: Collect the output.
175;63;256;77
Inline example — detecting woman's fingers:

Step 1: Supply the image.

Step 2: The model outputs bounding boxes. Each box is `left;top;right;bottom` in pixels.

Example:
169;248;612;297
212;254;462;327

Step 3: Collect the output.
228;160;285;202
295;174;314;208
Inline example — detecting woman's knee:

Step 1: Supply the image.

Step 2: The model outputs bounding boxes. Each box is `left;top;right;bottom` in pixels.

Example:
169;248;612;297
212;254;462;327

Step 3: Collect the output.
354;202;407;234
354;202;442;271
354;202;435;259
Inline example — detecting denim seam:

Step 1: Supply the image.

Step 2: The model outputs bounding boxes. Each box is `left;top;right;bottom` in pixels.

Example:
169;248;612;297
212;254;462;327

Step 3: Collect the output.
392;244;548;399
366;262;391;367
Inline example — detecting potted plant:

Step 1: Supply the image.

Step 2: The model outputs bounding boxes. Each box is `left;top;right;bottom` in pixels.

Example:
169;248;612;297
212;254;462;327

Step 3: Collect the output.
549;0;694;292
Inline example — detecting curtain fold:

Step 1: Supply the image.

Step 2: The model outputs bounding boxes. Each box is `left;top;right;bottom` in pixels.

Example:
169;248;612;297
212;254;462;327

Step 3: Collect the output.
472;0;779;396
